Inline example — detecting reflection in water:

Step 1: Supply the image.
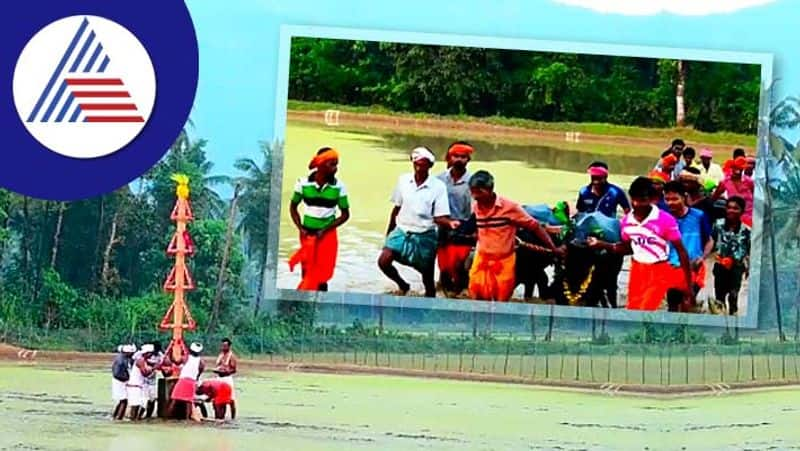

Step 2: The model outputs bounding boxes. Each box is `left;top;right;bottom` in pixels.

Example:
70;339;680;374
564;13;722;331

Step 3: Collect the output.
374;133;657;175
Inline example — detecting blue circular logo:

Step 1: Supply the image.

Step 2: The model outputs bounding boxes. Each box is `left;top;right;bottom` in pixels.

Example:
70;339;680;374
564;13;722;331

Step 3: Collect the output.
1;1;198;200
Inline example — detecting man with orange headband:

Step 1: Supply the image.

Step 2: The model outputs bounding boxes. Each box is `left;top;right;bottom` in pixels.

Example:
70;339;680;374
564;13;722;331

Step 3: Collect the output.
289;147;350;291
654;139;686;179
379;146;459;297
648;170;670;211
712;156;754;226
436;141;476;296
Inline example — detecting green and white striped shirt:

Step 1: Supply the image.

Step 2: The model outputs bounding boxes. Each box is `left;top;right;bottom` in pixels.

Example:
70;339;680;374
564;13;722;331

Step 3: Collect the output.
291;174;350;230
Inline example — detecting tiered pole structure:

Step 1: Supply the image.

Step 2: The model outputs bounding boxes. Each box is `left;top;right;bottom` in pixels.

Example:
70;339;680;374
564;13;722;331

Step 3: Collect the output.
159;174;197;366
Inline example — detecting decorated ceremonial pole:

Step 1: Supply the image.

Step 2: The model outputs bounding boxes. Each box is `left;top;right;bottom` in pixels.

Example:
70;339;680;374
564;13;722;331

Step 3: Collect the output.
160;174;197;368
157;174;198;418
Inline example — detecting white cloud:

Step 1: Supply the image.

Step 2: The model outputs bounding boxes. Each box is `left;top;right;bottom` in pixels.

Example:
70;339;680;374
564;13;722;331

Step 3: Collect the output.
553;0;775;16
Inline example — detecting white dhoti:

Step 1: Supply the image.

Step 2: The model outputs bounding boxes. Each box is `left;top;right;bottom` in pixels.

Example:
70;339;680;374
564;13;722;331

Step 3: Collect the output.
111;379;127;402
145;381;158;401
126;385;146;407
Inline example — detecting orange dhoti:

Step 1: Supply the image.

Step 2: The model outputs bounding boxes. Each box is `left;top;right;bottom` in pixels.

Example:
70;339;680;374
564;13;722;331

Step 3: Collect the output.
437;244;472;284
468;251;517;302
627;260;687;310
288;228;338;290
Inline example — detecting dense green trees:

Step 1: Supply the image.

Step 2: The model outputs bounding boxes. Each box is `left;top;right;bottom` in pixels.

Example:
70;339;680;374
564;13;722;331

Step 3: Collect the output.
0;129;274;343
289;38;761;134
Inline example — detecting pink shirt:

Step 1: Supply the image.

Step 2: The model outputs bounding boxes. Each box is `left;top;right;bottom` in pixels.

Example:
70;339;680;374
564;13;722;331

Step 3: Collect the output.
719;177;754;217
620;206;681;264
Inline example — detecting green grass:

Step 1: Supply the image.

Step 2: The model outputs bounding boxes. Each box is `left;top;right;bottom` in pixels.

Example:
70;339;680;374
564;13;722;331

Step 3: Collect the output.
288;100;757;147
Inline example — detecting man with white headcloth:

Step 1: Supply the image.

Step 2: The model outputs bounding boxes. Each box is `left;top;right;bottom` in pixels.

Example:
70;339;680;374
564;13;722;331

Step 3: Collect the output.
132;342;165;419
111;344;135;420
127;344;157;421
167;341;205;421
378;146;460;297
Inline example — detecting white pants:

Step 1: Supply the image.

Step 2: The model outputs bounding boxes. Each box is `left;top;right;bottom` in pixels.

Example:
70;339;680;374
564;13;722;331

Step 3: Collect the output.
127;385;146;407
111;379;127;402
218;376;236;401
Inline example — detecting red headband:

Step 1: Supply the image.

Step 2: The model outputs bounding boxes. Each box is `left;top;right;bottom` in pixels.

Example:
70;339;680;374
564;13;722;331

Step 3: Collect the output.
588;166;608;177
447;143;474;157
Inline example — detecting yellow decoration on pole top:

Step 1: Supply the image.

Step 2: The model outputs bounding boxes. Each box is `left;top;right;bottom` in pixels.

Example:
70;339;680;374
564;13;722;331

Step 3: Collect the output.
171;173;190;199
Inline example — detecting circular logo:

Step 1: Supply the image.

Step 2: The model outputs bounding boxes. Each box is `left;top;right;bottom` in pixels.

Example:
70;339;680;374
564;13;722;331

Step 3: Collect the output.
12;15;156;159
1;1;197;201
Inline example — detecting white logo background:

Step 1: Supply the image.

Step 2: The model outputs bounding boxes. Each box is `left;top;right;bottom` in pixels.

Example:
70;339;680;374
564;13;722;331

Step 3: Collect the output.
12;15;156;159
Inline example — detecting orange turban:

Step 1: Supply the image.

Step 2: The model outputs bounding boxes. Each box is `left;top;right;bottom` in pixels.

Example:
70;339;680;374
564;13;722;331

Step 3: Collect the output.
648;170;669;184
723;159;734;174
733;156;747;170
661;154;678;167
447;143;474;158
308;148;339;170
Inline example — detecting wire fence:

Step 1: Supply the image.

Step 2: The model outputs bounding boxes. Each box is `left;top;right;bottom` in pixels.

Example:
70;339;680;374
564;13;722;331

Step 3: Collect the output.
4;325;800;386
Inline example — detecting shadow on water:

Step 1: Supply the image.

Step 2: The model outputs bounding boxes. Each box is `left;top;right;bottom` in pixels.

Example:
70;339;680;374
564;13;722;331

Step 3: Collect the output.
364;132;657;176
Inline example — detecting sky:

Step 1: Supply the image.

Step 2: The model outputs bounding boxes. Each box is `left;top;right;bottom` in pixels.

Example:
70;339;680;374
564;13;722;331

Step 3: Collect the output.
183;0;797;197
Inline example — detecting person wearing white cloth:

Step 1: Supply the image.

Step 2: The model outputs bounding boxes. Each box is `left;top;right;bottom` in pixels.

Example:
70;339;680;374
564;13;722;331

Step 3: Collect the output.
111;344;135;420
127;344;156;421
168;342;205;421
378;146;460;297
213;337;238;419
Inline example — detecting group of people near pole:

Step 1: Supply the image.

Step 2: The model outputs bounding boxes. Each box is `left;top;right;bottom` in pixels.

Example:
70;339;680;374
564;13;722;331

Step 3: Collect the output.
287;138;752;314
110;338;238;422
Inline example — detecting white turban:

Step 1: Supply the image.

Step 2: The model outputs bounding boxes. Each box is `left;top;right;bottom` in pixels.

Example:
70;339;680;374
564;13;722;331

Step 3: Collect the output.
410;146;435;165
140;344;155;353
190;342;203;353
121;344;136;353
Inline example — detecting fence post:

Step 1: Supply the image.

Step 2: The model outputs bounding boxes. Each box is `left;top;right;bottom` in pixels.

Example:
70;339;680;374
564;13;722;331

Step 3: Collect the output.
736;343;742;382
702;349;707;384
766;347;772;380
641;345;646;385
782;344;787;380
576;347;581;381
458;341;464;372
625;349;630;384
685;346;690;385
503;339;511;376
545;350;550;379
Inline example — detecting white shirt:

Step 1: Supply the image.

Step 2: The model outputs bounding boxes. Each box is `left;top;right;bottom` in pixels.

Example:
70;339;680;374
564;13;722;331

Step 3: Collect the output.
390;173;450;233
179;355;201;380
694;161;724;183
129;360;145;387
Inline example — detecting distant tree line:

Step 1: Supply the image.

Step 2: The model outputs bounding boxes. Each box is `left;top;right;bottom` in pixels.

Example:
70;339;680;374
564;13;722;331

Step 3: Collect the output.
289;38;761;134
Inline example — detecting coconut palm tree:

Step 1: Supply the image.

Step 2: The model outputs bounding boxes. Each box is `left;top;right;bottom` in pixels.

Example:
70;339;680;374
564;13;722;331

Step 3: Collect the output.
232;141;276;317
